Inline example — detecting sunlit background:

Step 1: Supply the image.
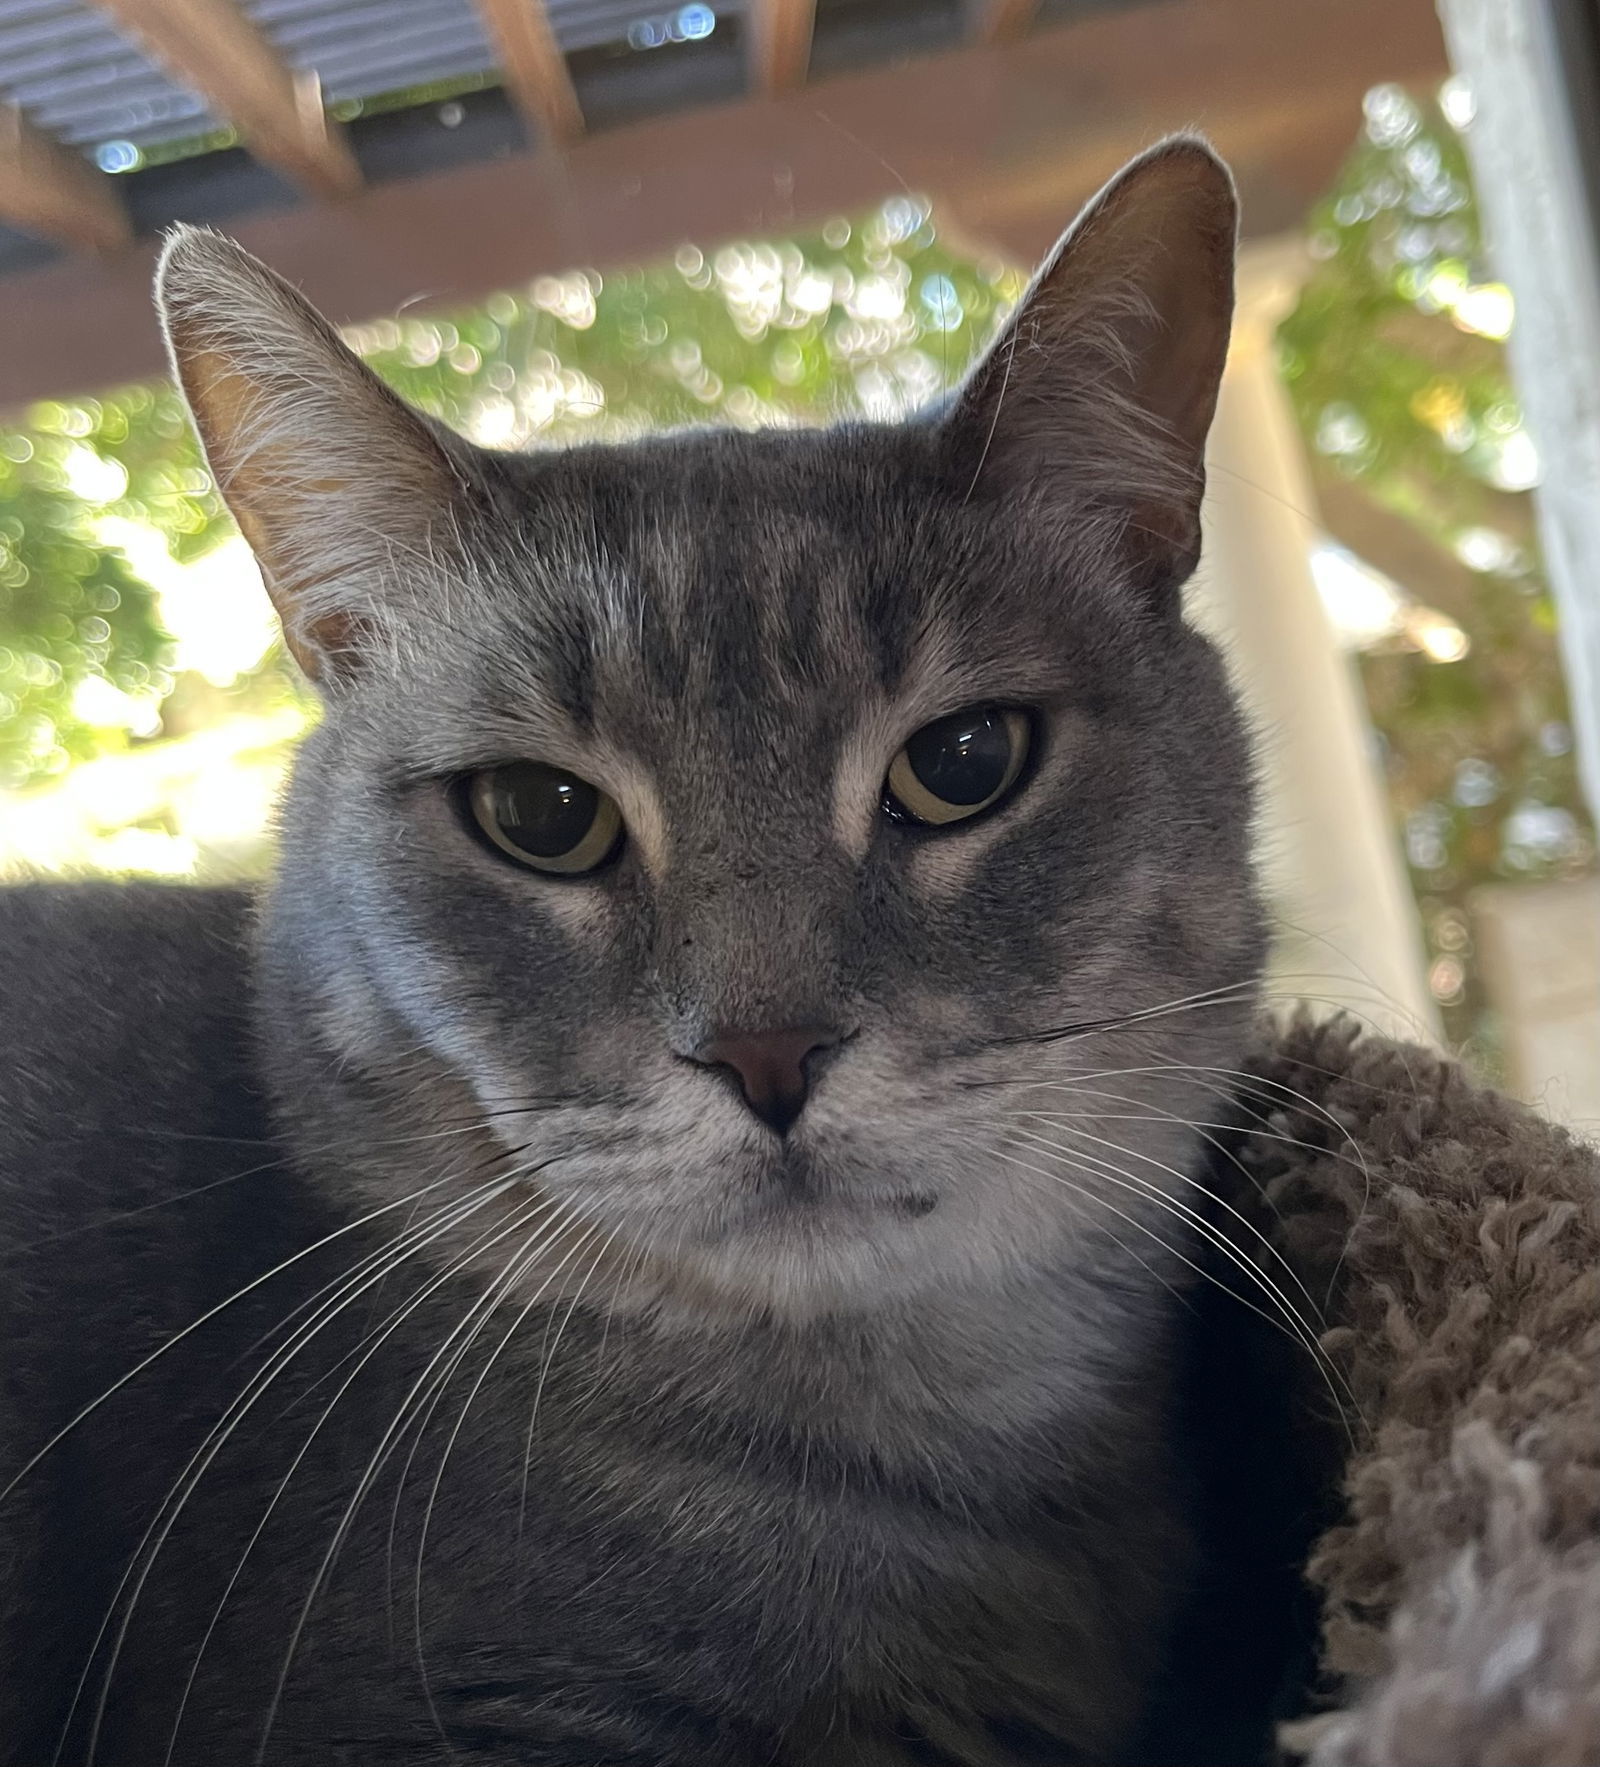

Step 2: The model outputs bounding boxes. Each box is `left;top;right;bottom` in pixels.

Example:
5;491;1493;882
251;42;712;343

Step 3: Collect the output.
0;69;1594;1103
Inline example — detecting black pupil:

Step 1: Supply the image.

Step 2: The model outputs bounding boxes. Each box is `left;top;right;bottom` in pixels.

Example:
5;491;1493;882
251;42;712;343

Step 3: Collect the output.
486;764;599;858
905;710;1014;805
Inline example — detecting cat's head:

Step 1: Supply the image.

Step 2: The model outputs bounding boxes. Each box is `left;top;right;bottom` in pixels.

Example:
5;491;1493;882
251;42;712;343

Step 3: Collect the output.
159;138;1263;1322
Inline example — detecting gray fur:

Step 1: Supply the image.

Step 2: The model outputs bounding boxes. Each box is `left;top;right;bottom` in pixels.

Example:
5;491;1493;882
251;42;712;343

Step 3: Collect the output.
0;139;1276;1764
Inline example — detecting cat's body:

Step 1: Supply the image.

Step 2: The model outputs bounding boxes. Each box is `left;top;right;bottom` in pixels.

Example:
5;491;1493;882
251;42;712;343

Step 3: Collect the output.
1;884;1240;1766
1;141;1302;1763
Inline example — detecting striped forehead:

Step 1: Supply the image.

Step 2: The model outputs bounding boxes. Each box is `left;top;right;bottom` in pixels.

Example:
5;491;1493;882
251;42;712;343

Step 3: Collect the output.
581;517;915;742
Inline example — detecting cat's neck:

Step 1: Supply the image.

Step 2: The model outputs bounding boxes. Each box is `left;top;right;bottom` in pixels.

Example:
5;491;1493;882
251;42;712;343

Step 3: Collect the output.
616;1263;1185;1475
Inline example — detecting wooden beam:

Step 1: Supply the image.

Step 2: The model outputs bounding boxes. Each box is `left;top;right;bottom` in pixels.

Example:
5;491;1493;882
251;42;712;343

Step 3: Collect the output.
974;0;1039;46
749;0;817;93
92;0;361;199
0;106;131;253
0;0;1450;408
475;0;585;145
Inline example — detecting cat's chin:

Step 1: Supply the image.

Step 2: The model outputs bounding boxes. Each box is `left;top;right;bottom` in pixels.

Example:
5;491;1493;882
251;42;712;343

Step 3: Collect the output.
625;1206;960;1322
605;1162;1043;1325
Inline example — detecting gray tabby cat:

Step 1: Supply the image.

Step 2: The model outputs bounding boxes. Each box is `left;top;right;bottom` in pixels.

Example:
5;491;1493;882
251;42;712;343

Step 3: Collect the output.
0;138;1297;1765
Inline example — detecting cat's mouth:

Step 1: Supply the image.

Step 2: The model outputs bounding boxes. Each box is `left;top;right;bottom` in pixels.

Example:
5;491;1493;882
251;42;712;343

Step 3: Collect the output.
652;1178;955;1317
748;1180;942;1223
476;1080;982;1316
744;1134;939;1211
670;1138;953;1288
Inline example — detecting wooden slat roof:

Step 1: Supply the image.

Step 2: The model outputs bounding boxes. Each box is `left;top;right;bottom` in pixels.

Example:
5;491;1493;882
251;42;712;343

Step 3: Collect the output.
0;0;1451;407
0;0;1171;271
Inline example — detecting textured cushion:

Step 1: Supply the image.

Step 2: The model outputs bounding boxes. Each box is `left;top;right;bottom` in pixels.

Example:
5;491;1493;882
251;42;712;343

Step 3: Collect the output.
1218;1019;1600;1766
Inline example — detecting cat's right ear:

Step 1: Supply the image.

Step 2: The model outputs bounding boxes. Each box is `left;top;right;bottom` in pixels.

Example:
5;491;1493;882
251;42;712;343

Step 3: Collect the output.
156;228;472;684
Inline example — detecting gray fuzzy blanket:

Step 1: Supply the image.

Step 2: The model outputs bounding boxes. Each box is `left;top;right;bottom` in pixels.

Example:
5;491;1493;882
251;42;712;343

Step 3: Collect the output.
1220;1019;1600;1767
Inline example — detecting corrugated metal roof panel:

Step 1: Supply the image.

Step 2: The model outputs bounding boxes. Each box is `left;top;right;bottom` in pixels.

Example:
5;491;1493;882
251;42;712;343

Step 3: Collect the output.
0;0;744;165
246;0;498;100
0;0;216;148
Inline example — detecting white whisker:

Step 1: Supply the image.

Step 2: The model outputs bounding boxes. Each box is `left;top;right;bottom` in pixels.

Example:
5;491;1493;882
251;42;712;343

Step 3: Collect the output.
996;1135;1358;1443
411;1212;611;1745
4;1172;475;1523
1015;1108;1330;1328
72;1173;527;1765
256;1196;594;1764
157;1180;552;1767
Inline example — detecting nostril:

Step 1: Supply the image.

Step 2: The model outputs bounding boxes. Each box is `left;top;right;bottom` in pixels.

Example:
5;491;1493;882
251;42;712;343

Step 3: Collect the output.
694;1025;843;1135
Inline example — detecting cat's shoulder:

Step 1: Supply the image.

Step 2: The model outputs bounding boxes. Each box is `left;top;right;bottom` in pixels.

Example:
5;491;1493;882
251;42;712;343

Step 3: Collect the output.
0;879;260;1136
0;874;253;955
0;878;254;1033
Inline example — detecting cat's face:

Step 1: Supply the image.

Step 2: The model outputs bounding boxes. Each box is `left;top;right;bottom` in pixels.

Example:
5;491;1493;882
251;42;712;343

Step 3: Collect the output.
161;138;1263;1319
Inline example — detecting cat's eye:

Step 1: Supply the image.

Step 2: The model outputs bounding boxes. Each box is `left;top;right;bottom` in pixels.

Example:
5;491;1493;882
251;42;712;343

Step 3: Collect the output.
884;707;1032;827
467;762;624;875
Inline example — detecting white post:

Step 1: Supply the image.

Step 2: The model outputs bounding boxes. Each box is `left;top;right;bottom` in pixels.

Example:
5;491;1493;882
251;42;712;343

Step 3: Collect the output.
1189;242;1441;1043
1437;0;1600;824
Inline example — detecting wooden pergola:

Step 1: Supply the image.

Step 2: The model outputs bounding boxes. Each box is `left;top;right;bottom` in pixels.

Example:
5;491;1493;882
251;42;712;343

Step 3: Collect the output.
0;0;1447;405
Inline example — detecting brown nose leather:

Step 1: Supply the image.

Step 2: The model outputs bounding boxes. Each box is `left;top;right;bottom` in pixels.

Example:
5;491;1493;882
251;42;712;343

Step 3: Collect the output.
696;1026;839;1134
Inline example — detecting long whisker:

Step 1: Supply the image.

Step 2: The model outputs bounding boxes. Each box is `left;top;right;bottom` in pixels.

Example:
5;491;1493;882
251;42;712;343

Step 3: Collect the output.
1026;1082;1360;1174
256;1199;593;1764
156;1182;556;1767
216;1137;552;1387
1010;1125;1330;1365
379;1194;578;1636
1001;1133;1358;1442
2;1172;483;1520
513;1217;622;1538
1014;1116;1361;1427
1004;1054;1382;1311
387;1200;584;1570
1015;1104;1331;1327
563;1232;650;1431
2;1096;592;1262
986;980;1261;1050
1085;1065;1366;1154
411;1212;610;1746
72;1173;529;1767
991;1141;1296;1345
528;1219;617;1461
990;1059;1378;1189
246;1151;538;1421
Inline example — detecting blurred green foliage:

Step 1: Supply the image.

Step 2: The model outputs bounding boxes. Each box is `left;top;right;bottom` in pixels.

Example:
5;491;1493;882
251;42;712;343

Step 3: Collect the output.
0;196;1019;794
1279;82;1596;1056
0;382;228;786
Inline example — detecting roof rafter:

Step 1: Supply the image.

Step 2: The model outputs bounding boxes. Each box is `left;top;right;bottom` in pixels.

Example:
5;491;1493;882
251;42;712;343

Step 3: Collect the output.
748;0;817;93
475;0;586;145
0;105;131;253
974;0;1039;44
91;0;362;199
0;0;1454;409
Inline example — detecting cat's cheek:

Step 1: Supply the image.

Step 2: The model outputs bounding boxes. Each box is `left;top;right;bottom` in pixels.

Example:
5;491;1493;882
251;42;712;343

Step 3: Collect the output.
903;816;1014;903
402;776;635;953
516;876;619;946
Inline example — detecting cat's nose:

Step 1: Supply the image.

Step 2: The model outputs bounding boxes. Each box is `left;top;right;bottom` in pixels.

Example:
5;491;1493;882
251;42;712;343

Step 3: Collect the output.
693;1026;843;1135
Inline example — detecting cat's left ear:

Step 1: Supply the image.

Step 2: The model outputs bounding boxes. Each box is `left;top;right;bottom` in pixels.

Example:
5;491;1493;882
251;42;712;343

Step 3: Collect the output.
157;228;475;683
942;136;1237;593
